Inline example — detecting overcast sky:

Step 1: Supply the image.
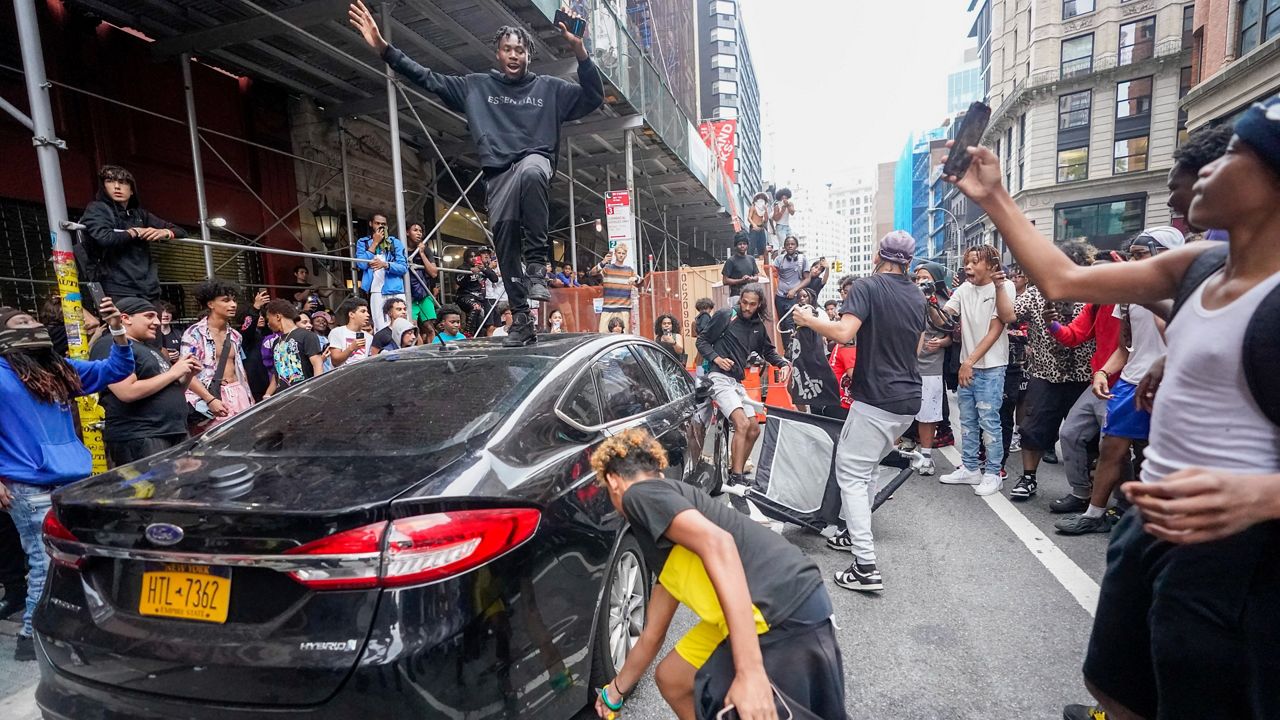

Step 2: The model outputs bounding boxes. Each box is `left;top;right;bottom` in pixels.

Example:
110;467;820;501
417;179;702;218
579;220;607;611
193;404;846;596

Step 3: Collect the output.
740;0;976;189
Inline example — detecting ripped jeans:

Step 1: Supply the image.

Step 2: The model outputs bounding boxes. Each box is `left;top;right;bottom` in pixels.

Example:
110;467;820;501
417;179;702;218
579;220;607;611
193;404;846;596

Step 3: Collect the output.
958;366;1006;475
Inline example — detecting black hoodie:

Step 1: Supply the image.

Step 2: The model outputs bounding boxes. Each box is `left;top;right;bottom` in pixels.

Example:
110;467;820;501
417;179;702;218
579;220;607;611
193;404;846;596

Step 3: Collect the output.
696;309;789;383
79;187;186;301
383;45;604;173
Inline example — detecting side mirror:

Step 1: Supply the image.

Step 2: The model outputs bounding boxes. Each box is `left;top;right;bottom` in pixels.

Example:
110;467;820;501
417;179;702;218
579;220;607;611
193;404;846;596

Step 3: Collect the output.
695;377;712;403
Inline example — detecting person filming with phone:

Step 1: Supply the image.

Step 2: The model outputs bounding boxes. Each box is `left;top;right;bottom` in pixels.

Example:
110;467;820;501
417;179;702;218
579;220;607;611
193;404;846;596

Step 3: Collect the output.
590;429;846;720
349;0;603;347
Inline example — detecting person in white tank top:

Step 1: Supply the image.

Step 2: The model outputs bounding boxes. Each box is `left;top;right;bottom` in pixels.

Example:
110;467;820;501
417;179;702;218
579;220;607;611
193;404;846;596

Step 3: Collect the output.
948;95;1280;720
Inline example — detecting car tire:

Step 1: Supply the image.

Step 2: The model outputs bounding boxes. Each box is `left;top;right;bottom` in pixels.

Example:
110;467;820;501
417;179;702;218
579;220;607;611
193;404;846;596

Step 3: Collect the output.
589;533;649;689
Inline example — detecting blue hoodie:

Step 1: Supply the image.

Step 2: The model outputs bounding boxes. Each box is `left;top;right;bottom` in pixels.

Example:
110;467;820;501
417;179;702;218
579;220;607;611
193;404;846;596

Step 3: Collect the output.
0;342;134;486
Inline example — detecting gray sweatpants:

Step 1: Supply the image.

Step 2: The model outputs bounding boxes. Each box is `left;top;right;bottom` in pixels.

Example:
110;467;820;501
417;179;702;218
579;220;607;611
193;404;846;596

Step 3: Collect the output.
1059;387;1130;499
835;401;915;564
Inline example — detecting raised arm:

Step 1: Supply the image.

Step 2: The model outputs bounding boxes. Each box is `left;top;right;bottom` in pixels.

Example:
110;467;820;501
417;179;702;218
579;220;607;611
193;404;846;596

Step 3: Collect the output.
1049;304;1100;348
948;145;1210;305
555;20;603;122
349;1;468;112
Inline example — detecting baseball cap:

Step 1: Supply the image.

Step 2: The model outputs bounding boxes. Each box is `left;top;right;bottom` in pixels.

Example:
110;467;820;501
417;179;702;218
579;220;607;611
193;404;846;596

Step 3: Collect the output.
1129;226;1185;255
878;231;916;265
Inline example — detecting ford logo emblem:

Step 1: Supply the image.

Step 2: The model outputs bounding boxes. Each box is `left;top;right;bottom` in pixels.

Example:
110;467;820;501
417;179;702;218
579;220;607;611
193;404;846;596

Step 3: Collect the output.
144;523;184;546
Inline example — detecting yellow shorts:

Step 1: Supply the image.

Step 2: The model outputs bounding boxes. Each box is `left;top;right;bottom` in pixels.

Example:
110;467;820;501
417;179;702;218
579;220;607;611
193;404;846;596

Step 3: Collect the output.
674;620;730;669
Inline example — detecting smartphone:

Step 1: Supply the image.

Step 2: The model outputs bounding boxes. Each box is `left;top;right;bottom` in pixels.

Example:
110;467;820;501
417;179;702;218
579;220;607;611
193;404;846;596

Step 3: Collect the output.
85;282;107;312
554;9;587;37
355;331;365;340
942;101;992;179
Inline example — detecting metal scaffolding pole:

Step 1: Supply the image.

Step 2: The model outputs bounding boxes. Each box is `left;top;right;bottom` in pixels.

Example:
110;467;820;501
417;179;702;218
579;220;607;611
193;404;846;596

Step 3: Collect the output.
625;130;639;270
14;0;106;470
338;118;359;295
568;142;578;275
181;53;215;277
383;3;410;304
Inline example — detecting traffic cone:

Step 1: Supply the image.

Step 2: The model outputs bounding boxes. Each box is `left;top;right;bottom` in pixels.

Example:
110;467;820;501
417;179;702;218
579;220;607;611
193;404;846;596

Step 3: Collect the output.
740;366;768;423
763;365;796;412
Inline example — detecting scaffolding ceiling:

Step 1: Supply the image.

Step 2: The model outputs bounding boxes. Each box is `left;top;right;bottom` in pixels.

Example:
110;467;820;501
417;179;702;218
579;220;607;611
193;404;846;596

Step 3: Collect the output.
66;0;731;257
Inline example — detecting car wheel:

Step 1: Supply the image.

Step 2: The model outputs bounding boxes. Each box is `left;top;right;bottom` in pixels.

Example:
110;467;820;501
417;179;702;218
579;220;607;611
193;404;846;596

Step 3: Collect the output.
590;533;649;687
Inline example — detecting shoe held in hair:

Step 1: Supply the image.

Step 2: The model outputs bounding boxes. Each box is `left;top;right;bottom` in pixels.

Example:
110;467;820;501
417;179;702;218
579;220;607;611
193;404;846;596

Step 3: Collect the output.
501;312;537;347
524;263;551;302
1010;474;1038;500
834;562;883;592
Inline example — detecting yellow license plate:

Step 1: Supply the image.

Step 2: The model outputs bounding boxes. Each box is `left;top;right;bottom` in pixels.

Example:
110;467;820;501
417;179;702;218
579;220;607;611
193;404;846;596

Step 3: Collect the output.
138;564;231;623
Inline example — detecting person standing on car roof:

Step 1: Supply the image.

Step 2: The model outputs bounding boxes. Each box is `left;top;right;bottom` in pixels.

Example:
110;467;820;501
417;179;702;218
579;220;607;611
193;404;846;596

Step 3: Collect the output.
695;286;792;490
591;428;846;720
0;297;135;661
349;0;603;347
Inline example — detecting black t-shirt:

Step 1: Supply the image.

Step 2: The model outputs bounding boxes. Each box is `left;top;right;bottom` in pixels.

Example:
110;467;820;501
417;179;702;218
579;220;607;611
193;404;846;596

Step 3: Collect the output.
158;328;183;356
90;336;189;443
272;328;323;389
622;478;822;627
841;272;926;416
722;255;759;297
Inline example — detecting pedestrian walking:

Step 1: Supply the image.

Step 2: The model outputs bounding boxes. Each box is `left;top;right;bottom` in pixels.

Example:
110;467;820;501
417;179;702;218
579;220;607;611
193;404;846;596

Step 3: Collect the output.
350;0;603;346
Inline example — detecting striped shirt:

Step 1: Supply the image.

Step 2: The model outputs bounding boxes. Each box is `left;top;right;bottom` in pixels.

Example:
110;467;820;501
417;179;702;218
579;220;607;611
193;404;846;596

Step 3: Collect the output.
601;263;636;310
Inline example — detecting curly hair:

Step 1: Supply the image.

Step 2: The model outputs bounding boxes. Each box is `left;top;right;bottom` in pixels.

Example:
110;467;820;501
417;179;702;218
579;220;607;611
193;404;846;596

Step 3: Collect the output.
590;428;668;482
492;25;535;60
1059;239;1098;267
654;313;680;335
194;279;242;310
263;299;300;322
1172;124;1234;176
963;244;1002;270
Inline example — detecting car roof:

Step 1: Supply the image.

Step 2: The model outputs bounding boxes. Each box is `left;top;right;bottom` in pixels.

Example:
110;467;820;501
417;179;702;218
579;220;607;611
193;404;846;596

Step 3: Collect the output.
376;332;655;362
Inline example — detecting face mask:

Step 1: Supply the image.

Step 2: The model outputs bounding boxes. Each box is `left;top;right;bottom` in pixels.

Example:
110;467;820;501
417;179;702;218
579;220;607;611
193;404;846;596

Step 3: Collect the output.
0;325;54;355
754;200;766;213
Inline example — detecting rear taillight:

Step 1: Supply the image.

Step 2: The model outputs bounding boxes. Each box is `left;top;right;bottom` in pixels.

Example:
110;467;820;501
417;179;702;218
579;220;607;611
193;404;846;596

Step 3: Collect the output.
286;508;540;590
42;511;85;569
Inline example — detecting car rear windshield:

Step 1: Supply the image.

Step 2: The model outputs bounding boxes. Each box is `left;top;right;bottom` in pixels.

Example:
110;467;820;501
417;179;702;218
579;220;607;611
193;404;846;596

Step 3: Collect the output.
196;354;551;457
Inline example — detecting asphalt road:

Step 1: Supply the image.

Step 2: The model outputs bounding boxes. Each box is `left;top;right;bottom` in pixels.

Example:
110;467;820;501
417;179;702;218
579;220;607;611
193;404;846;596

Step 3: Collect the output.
1;429;1113;720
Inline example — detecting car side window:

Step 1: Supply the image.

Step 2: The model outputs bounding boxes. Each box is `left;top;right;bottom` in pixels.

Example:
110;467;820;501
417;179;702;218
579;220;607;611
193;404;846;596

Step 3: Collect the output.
597;346;664;423
636;345;694;403
561;368;602;428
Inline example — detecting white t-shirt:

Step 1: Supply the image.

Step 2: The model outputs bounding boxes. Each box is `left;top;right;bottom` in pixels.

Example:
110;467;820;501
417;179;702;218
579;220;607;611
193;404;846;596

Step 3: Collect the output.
327;326;368;364
1117;304;1166;385
369;253;386;294
944;280;1015;369
1142;270;1280;482
485;268;506;301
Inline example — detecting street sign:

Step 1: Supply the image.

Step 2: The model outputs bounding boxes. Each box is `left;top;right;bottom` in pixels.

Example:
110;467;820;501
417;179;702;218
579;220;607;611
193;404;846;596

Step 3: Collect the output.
605;190;632;250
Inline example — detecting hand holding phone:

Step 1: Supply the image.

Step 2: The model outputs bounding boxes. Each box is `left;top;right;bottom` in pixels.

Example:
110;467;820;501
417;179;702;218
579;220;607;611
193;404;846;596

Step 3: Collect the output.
941;101;992;180
554;9;587;37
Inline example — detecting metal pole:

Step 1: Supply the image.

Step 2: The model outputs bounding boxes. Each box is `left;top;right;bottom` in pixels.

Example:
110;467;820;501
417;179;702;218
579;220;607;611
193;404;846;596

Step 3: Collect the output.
384;3;410;311
568;142;578;275
181;53;215;277
0;94;33;130
338;118;359;296
625;131;638;269
14;0;106;471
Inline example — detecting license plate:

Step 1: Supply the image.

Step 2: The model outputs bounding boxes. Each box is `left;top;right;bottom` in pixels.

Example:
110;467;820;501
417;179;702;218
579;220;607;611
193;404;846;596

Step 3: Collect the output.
138;564;231;623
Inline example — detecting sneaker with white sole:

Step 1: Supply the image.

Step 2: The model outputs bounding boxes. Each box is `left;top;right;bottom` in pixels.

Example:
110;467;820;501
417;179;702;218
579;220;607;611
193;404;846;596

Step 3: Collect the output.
914;457;936;476
939;466;981;485
974;472;1004;496
1009;474;1038;500
834;562;883;592
826;529;854;552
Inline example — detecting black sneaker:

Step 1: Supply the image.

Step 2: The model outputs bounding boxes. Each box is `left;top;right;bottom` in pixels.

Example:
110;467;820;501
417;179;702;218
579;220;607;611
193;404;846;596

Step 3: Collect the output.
825;529;854;552
501;311;537;347
0;584;25;619
834;562;883;592
14;633;35;662
1049;494;1090;514
1010;474;1038;500
524;263;551;302
1054;513;1113;536
1043;449;1059;464
1063;704;1107;720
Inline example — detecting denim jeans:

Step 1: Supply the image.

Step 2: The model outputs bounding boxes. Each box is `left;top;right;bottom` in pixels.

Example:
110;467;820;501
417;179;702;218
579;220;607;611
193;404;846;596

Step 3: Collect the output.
958;366;1006;475
6;481;54;636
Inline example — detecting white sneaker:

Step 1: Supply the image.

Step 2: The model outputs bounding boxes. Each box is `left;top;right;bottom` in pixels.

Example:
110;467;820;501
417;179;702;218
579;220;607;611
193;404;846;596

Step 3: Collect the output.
914;457;936;476
939;467;981;485
974;473;1004;496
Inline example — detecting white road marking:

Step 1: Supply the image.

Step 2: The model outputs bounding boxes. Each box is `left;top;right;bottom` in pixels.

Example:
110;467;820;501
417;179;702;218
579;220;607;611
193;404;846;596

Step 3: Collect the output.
938;445;1100;617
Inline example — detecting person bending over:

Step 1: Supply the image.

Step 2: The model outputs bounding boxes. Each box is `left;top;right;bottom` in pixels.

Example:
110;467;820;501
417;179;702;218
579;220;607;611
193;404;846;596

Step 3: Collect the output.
591;429;845;720
350;0;603;346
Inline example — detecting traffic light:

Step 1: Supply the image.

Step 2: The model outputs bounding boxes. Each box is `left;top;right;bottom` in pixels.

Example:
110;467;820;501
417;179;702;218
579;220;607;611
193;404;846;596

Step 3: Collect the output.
832;260;843;273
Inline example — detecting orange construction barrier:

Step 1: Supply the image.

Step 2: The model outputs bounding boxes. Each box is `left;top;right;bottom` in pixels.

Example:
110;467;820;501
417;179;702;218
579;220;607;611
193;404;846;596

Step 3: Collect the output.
763;365;797;412
739;365;768;423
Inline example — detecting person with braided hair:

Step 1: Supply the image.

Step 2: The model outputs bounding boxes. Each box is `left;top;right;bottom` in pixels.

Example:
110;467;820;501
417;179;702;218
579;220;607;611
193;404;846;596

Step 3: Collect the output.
590;428;844;720
0;298;135;660
349;0;603;347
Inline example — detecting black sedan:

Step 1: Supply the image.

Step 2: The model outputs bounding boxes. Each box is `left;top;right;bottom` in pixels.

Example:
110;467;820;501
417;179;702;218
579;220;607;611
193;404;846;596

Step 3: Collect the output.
33;334;729;719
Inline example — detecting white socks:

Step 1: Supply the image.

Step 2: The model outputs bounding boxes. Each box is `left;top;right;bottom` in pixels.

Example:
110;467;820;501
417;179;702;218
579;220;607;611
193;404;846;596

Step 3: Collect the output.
1083;504;1106;519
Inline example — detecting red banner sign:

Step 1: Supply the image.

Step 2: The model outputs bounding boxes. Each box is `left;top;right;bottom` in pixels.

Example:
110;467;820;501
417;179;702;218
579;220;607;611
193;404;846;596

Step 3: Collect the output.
699;119;737;183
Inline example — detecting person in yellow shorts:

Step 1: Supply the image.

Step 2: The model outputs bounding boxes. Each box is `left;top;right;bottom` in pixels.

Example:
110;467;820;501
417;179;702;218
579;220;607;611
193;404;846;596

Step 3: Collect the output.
591;429;846;720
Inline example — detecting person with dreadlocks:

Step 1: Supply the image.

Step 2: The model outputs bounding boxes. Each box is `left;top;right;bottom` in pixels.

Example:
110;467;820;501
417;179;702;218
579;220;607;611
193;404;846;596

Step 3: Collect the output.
348;0;603;348
0;297;135;660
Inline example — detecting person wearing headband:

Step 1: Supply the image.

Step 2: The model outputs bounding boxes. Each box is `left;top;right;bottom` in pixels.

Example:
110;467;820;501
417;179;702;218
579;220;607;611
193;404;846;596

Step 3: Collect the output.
0;297;135;660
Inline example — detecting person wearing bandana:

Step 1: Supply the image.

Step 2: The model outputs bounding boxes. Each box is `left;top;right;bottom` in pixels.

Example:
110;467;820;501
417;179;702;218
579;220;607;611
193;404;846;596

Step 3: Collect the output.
0;298;135;661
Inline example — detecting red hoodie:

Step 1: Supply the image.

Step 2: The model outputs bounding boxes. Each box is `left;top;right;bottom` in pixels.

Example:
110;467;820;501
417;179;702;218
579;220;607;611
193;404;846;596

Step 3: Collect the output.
1048;303;1120;375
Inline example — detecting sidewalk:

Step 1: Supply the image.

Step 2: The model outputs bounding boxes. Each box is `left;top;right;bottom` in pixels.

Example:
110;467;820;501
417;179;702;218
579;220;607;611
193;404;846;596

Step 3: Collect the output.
0;596;40;720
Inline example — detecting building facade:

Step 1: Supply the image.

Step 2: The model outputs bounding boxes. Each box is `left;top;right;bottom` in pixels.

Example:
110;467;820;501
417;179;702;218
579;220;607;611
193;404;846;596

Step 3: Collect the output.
874;161;897;245
829;179;879;279
967;0;1194;253
696;0;764;217
948;47;985;113
1182;0;1280;131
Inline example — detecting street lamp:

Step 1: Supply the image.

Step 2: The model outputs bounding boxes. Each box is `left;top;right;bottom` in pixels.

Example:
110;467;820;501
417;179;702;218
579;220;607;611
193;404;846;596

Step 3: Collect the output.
927;206;962;273
313;199;342;245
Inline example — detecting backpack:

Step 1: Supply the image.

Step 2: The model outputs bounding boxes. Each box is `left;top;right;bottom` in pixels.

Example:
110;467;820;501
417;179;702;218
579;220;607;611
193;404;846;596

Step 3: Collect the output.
1171;243;1280;426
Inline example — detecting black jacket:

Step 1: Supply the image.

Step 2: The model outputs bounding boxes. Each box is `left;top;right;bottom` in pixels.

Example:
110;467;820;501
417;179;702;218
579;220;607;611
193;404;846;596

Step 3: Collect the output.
79;188;186;301
384;45;604;172
696;309;788;382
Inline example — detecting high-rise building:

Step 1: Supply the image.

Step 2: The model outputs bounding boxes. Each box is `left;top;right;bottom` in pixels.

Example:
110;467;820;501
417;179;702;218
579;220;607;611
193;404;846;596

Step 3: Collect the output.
788;183;844;303
697;0;764;217
829;178;878;279
948;46;983;113
893;126;948;260
874;161;897;244
1182;0;1280;132
966;0;1194;253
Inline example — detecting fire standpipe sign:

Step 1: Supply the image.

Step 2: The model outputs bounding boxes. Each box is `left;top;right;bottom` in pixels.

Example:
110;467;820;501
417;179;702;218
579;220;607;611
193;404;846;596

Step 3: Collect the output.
605;190;632;250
